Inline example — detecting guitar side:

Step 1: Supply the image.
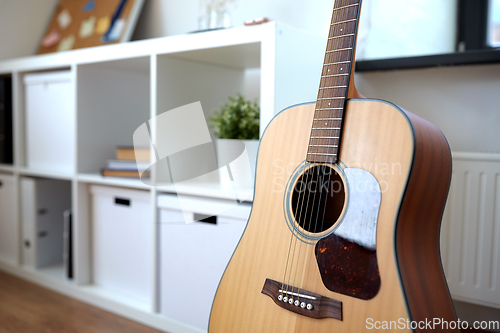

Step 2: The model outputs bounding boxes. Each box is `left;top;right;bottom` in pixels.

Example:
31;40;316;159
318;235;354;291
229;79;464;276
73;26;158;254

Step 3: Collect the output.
209;99;456;332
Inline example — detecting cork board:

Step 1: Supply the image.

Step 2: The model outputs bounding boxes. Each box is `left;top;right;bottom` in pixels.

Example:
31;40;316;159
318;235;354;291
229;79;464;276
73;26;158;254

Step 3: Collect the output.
38;0;144;54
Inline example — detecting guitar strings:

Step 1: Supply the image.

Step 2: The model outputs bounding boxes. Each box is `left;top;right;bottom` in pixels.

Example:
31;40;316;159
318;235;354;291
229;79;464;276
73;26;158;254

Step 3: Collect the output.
285;0;348;305
290;164;323;307
281;0;360;305
284;160;316;304
280;159;309;301
301;0;360;296
288;163;318;306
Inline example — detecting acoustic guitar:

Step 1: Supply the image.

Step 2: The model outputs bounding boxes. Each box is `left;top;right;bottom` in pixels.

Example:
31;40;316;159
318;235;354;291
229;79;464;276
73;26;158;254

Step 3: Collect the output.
209;0;458;331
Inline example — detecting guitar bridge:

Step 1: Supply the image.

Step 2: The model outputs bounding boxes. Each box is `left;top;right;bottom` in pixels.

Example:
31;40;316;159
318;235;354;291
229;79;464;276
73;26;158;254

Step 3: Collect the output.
261;278;342;320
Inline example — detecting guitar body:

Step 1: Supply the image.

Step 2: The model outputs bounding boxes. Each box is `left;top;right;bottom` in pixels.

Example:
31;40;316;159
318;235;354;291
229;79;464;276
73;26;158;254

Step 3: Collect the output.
209;99;456;332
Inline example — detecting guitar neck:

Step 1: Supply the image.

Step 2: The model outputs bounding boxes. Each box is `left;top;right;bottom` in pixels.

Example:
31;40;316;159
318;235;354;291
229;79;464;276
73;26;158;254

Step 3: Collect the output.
307;0;362;164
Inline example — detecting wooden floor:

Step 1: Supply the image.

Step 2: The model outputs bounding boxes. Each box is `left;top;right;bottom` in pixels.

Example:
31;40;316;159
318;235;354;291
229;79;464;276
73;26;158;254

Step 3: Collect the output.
0;270;492;333
0;270;164;333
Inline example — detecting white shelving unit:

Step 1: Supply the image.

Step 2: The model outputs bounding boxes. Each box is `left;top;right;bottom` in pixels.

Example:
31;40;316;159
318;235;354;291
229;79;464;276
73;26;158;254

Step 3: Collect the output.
0;22;325;333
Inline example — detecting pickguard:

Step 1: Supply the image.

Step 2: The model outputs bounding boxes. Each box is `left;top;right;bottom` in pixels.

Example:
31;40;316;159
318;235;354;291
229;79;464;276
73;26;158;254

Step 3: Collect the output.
315;167;381;300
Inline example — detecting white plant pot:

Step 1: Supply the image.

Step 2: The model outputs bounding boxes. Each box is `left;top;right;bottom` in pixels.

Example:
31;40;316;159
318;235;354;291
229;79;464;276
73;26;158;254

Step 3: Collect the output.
216;139;259;188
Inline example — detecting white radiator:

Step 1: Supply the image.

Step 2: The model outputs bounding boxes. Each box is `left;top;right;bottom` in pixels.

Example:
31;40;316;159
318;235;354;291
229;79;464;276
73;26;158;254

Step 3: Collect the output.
440;152;500;309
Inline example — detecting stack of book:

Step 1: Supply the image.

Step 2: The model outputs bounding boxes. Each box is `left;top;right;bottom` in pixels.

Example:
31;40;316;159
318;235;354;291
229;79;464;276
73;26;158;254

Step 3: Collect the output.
101;146;150;178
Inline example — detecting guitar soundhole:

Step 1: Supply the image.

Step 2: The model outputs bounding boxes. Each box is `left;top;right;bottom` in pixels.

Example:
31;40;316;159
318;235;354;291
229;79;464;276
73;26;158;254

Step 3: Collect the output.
291;165;346;234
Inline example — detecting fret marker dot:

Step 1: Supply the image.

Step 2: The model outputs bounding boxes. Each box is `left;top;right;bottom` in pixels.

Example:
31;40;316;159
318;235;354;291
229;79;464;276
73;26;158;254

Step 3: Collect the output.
341;68;343;70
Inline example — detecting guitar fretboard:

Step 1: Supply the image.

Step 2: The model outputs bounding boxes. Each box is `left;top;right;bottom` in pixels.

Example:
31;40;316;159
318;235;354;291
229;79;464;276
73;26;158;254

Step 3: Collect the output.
307;0;362;164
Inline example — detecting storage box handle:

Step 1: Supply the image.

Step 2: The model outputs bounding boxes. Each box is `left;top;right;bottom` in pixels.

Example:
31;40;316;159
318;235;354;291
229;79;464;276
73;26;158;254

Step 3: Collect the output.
115;197;131;206
194;213;217;225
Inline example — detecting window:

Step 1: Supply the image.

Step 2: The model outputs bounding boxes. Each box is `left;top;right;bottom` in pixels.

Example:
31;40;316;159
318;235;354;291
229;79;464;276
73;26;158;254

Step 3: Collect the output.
458;0;500;50
488;0;500;47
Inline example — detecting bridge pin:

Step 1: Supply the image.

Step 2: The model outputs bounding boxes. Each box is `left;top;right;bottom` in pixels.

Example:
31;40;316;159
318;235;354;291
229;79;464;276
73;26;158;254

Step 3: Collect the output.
306;303;314;310
294;300;300;306
278;295;283;301
288;298;294;304
300;302;306;308
283;296;288;303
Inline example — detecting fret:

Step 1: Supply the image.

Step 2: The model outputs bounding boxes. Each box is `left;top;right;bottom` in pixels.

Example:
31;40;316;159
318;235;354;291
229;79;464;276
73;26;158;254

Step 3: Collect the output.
326;36;355;49
324;52;352;64
314;111;344;119
332;5;359;21
328;33;355;40
320;75;349;83
308;153;337;156
311;136;340;139
324;61;350;66
331;18;357;26
322;63;351;73
312;128;341;130
321;73;349;78
329;24;357;35
317;97;345;100
309;144;339;147
333;0;361;9
333;3;359;11
326;47;353;54
314;118;342;120
319;86;347;90
316;103;344;109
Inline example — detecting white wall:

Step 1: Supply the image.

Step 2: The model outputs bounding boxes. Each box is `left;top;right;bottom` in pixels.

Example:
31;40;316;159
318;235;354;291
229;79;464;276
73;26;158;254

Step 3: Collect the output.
355;65;500;153
0;0;59;60
0;0;458;61
132;0;336;39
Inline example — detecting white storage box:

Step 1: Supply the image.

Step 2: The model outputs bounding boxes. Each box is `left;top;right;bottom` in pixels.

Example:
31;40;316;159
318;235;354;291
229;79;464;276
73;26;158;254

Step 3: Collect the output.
20;177;71;268
0;174;17;263
158;194;250;330
24;71;75;173
90;185;153;309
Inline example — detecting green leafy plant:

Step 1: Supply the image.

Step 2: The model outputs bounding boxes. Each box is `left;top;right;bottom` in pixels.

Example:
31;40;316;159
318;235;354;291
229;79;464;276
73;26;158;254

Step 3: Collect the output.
209;94;260;140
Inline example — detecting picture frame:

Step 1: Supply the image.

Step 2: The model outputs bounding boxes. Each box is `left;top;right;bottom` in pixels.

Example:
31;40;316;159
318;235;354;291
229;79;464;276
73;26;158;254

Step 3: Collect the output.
37;0;145;54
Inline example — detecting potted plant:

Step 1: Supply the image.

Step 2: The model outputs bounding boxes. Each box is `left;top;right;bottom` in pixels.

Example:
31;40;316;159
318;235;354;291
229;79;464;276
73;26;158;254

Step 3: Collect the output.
209;94;260;187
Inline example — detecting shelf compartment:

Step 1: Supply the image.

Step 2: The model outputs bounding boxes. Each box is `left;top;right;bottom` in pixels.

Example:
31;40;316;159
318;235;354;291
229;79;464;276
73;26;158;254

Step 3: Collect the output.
20;177;72;280
154;54;247;186
77;57;151;175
